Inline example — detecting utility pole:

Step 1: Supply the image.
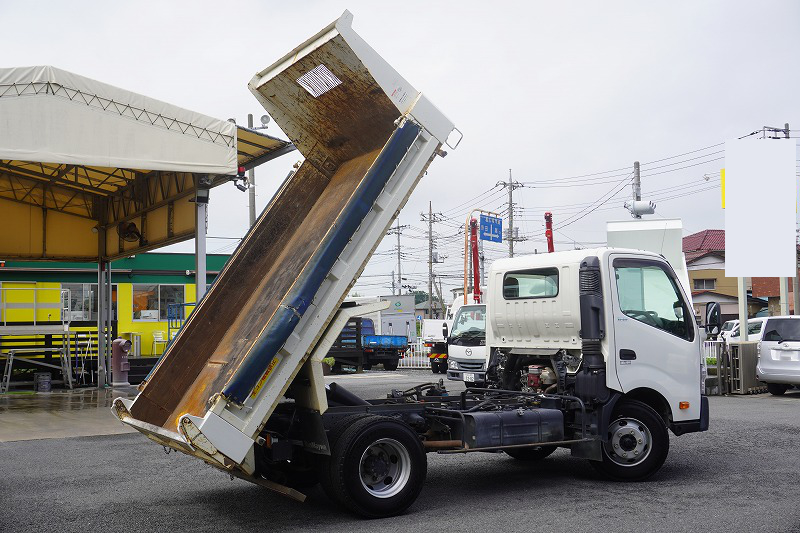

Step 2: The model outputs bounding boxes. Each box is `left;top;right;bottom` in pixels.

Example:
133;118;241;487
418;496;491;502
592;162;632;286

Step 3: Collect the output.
391;270;396;296
396;218;402;294
247;114;256;227
421;202;444;318
386;220;409;295
632;161;641;219
432;273;446;319
497;170;524;257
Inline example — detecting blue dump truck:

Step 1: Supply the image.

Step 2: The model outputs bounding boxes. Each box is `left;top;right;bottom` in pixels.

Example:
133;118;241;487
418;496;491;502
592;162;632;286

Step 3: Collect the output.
328;316;407;371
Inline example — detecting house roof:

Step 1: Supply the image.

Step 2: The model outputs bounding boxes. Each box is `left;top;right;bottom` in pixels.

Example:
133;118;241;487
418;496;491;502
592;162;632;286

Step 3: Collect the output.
683;229;725;253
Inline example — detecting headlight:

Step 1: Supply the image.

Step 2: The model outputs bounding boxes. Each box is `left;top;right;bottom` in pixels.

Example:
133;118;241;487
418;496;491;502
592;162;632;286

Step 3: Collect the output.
449;360;458;369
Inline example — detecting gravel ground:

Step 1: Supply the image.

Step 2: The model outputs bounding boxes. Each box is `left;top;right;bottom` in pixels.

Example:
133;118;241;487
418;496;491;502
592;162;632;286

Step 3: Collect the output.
2;370;799;533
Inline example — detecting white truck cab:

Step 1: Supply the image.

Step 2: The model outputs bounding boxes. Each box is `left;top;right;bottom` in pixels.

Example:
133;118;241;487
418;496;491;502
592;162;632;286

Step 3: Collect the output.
487;247;708;475
446;303;487;385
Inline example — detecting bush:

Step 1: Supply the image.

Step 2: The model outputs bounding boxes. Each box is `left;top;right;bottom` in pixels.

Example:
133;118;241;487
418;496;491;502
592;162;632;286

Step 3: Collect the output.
322;357;335;367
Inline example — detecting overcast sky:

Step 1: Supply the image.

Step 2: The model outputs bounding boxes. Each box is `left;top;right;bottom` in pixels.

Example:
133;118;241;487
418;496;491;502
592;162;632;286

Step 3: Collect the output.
3;1;798;300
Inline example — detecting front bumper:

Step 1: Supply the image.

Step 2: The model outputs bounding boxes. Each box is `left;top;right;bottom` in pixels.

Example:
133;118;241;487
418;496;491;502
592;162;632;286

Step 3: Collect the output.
756;363;800;385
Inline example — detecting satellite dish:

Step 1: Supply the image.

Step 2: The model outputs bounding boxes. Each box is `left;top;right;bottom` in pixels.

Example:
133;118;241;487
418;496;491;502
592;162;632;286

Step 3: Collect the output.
260;115;270;127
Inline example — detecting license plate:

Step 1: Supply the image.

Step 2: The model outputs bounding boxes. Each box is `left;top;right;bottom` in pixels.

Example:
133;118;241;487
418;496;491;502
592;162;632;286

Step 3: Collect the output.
464;373;475;382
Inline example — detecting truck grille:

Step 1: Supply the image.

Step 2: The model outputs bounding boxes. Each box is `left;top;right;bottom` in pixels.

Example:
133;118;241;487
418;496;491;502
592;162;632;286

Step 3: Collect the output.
458;361;484;371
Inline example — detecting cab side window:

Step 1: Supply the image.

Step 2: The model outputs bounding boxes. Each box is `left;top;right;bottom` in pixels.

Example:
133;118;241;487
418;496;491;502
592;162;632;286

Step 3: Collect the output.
614;259;694;341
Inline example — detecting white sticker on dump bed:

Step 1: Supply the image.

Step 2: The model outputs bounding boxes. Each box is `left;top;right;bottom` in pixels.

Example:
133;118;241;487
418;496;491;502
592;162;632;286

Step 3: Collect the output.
251;356;281;399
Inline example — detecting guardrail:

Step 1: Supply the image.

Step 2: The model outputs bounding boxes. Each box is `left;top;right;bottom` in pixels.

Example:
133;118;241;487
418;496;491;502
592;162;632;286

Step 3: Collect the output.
0;287;71;327
399;340;431;369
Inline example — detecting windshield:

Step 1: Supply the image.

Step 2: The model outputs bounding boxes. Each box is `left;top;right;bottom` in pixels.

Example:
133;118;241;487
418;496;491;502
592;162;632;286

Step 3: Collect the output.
450;305;485;338
763;319;800;342
721;321;736;332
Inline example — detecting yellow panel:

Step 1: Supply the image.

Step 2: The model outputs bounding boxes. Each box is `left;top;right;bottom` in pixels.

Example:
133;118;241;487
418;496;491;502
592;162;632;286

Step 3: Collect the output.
0;199;43;258
45;211;98;259
173;196;195;235
720;168;725;209
147;204;169;243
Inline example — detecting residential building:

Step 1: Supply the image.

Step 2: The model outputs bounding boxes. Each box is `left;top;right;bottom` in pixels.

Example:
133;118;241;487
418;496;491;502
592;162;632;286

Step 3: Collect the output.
683;229;764;322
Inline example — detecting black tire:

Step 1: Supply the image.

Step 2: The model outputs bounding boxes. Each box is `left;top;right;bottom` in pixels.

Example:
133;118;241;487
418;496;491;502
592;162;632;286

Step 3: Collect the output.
505;445;557;461
384;360;399;371
589;399;669;482
319;414;376;503
319;415;427;518
767;383;789;396
430;361;439;374
362;364;372;371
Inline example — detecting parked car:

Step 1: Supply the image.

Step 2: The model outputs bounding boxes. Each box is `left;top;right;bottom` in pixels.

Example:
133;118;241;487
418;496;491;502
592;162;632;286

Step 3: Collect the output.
728;317;767;343
757;315;800;395
720;320;738;341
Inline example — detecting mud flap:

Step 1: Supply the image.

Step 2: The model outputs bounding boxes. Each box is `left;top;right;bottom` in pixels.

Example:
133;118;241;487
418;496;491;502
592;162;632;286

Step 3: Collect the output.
571;439;602;461
298;409;330;455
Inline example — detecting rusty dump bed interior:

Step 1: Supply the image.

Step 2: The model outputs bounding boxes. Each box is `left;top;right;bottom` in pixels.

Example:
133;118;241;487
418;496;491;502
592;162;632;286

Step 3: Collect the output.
129;32;403;432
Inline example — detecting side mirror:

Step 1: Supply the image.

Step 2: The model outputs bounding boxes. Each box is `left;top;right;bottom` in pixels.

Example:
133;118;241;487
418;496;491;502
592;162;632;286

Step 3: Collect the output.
673;301;683;319
442;322;449;339
705;302;721;330
710;326;719;335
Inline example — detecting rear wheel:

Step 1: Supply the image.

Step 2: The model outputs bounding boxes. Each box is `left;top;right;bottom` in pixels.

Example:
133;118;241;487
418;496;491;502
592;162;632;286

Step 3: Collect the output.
590;399;669;481
384;360;399;371
505;445;557;461
320;415;426;518
767;383;789;395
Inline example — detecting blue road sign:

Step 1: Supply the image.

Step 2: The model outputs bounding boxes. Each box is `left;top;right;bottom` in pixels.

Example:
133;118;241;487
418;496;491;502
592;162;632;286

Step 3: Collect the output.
479;214;502;243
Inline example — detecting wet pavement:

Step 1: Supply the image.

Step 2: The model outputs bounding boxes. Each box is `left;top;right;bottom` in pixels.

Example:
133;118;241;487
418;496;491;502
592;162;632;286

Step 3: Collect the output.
0;385;139;442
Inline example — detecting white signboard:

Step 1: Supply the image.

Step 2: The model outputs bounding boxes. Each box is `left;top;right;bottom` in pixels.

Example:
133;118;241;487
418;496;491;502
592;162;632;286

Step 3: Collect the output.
725;140;796;277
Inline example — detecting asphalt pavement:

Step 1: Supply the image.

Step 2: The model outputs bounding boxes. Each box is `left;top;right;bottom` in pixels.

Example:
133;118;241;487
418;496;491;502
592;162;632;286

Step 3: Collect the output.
2;370;799;533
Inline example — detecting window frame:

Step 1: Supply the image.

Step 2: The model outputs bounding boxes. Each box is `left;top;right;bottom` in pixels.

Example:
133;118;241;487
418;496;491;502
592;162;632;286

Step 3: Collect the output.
158;284;185;321
693;278;716;290
502;267;560;300
612;258;695;342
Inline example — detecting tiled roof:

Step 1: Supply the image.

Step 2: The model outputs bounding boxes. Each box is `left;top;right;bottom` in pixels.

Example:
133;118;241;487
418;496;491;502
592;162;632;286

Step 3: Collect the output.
683;229;725;253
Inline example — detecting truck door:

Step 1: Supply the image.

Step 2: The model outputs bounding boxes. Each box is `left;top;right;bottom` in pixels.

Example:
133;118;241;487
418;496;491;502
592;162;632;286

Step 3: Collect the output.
608;255;701;422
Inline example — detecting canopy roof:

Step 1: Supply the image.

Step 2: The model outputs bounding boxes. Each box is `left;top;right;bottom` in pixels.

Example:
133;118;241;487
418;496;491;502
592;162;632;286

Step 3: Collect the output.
0;66;294;262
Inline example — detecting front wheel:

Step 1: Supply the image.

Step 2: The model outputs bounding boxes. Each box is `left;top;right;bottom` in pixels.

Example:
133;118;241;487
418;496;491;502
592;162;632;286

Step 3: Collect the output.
767;383;789;395
590;399;669;481
320;415;427;518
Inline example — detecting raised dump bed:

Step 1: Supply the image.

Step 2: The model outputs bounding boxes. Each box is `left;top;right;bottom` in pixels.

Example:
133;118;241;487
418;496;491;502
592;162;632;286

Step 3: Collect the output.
115;10;457;480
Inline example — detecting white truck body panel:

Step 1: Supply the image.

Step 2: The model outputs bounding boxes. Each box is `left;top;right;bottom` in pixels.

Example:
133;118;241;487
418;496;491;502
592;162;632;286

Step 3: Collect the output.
487;247;702;422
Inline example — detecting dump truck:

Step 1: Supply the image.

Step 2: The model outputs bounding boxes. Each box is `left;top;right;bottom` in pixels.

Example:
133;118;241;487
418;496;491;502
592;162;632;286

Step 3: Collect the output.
113;12;709;519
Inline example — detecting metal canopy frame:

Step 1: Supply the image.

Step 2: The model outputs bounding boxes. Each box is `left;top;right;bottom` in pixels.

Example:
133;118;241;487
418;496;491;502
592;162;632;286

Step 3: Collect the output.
0;71;296;388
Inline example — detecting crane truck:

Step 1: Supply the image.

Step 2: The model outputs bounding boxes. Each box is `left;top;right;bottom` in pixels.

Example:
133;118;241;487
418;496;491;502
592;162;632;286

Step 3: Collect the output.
113;11;711;519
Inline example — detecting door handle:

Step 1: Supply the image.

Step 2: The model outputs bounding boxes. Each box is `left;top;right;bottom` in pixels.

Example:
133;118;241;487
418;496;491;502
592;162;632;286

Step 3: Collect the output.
619;349;637;360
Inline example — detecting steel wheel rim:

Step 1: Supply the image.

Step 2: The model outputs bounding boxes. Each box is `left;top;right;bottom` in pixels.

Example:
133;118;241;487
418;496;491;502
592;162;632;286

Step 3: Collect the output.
359;438;411;498
604;417;652;466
